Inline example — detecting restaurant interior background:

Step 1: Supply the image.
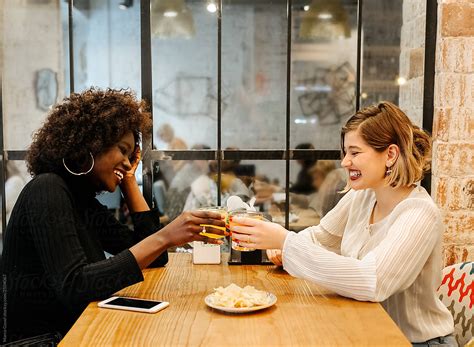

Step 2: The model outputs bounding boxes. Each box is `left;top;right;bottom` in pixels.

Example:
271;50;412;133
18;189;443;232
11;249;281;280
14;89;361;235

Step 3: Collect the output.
0;0;472;264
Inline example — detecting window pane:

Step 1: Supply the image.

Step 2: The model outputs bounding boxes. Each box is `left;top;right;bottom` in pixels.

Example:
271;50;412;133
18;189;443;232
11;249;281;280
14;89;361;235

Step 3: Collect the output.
361;0;401;107
290;1;358;149
71;1;141;94
289;159;346;231
222;1;287;149
153;158;211;220
152;158;286;223
247;160;286;224
361;0;423;125
152;1;217;150
3;1;65;150
399;0;425;126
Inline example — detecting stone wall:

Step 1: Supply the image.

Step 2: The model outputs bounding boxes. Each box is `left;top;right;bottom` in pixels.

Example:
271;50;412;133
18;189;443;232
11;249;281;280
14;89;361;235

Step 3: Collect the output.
432;0;474;265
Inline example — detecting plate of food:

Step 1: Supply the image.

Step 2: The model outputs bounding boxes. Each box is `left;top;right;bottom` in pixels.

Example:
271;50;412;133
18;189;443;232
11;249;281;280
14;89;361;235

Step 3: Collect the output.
205;283;277;313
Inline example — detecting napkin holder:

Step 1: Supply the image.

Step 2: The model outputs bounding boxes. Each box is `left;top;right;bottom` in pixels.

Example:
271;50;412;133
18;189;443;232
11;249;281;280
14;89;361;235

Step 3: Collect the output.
193;241;221;264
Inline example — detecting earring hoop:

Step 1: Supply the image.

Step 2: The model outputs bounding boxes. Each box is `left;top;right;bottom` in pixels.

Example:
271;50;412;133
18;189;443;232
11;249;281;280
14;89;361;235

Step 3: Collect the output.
63;152;94;176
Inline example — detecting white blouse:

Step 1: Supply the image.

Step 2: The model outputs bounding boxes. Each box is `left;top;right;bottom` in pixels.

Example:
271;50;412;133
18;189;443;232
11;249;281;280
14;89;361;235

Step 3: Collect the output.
282;186;454;343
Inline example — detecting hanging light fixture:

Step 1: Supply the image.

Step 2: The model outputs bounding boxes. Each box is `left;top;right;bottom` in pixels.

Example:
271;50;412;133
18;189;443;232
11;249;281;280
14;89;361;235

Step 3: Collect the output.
299;0;351;40
206;0;218;13
151;0;195;39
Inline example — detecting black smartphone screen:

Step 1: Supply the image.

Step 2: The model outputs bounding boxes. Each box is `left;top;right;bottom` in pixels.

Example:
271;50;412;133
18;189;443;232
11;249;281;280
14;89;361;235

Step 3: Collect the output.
107;297;162;309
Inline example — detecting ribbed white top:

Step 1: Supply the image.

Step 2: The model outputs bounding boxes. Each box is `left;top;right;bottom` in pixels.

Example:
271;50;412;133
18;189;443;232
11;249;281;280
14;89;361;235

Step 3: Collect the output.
282;186;454;343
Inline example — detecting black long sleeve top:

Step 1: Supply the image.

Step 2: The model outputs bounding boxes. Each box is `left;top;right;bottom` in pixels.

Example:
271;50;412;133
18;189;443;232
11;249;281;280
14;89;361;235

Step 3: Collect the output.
0;173;168;343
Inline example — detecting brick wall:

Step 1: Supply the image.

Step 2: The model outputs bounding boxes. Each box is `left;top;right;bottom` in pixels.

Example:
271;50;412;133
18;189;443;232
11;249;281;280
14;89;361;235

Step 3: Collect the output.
400;0;473;265
432;0;474;265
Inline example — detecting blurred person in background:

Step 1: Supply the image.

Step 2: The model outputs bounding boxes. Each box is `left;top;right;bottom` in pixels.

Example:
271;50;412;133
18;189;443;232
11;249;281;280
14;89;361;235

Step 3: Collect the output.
306;161;347;217
163;144;211;220
155;123;188;185
291;160;336;211
183;157;252;211
289;143;317;195
5;161;30;224
312;167;347;217
152;123;189;214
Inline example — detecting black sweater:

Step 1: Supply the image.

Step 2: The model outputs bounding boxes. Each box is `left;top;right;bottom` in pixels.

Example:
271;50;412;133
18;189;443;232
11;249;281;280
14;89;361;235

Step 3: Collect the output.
0;173;168;343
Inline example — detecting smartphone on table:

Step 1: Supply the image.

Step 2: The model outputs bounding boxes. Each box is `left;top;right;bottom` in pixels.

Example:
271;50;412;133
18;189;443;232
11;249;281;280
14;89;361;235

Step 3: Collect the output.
98;296;169;313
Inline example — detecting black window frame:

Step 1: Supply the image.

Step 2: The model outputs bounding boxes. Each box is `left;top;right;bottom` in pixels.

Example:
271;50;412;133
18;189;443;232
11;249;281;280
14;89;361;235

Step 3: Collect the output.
0;0;438;236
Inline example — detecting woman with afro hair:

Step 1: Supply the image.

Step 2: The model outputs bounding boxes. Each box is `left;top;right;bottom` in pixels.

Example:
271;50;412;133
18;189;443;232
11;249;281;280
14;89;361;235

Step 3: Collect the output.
0;88;225;344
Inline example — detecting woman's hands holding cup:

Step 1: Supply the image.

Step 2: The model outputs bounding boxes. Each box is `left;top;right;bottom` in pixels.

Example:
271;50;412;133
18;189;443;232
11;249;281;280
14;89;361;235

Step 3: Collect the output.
230;217;288;250
159;210;227;247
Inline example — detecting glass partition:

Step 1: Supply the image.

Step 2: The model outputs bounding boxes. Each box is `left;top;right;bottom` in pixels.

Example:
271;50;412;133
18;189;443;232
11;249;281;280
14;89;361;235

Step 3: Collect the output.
360;0;402;108
290;159;346;231
70;0;142;94
151;0;218;150
0;0;433;253
152;158;285;223
221;1;287;150
2;1;66;151
290;1;358;150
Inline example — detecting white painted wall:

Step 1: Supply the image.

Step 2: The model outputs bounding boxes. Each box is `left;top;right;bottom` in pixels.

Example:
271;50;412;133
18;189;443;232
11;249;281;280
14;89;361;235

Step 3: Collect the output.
2;0;65;150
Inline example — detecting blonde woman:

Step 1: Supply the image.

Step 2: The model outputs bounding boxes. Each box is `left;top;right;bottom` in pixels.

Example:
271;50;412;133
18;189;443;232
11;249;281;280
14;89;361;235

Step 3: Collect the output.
231;102;456;346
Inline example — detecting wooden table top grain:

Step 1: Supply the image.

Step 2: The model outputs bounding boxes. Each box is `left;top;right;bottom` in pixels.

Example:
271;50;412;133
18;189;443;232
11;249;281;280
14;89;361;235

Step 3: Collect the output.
60;253;410;346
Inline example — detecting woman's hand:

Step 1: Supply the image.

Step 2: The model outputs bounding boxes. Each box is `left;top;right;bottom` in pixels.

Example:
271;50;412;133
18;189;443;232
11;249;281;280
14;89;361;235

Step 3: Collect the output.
266;249;283;266
119;145;150;213
125;145;141;178
230;217;289;250
158;210;227;247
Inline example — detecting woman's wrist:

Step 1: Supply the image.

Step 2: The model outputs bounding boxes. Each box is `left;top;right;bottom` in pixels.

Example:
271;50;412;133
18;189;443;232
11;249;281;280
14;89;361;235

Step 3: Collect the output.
155;228;172;249
276;226;289;249
119;176;138;197
120;175;137;189
120;176;149;212
130;229;170;269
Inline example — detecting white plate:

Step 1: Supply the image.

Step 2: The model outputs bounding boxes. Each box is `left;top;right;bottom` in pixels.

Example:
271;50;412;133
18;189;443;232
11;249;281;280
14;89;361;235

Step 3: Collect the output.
204;292;277;313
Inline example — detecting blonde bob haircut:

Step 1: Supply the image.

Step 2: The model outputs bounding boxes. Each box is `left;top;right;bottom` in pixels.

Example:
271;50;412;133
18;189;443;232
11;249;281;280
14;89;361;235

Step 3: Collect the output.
341;101;432;189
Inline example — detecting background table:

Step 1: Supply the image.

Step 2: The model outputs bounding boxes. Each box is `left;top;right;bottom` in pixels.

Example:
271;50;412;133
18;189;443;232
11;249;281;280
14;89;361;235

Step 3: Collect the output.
60;254;410;346
272;208;321;232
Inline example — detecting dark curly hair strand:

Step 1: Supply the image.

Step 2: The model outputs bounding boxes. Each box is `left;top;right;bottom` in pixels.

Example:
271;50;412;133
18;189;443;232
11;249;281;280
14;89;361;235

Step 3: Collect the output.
26;87;152;176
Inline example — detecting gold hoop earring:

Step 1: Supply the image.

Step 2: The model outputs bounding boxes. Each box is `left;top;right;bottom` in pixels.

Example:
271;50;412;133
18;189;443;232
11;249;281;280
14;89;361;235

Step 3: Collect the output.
62;152;94;176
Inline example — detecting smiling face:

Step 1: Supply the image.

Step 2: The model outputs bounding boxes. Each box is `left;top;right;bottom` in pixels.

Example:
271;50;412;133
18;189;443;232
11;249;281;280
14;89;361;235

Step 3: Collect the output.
341;130;388;191
88;131;135;192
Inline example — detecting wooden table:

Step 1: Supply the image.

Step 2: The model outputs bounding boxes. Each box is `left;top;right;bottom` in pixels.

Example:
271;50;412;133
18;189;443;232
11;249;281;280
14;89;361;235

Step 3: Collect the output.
60;254;410;346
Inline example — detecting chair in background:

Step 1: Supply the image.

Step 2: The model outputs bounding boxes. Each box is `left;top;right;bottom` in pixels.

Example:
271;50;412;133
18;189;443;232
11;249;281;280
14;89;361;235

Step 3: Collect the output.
438;262;474;346
153;179;167;215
